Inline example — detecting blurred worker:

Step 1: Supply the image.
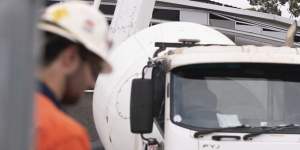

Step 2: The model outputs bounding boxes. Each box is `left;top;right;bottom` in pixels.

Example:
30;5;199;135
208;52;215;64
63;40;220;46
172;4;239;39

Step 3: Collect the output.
36;2;112;150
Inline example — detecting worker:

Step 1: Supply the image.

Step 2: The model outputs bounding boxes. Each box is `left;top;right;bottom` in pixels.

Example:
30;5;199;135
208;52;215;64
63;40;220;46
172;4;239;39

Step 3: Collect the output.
35;1;112;150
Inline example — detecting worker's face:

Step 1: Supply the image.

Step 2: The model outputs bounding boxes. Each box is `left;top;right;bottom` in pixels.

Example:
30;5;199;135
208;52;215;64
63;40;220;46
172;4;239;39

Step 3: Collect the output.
61;49;102;105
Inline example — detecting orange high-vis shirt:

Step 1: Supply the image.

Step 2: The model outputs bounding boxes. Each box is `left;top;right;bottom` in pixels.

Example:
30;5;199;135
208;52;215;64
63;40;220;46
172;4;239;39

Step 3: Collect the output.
35;92;91;150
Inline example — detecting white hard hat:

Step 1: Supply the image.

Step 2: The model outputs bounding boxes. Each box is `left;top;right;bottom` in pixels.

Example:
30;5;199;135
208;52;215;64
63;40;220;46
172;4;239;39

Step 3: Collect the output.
39;1;112;73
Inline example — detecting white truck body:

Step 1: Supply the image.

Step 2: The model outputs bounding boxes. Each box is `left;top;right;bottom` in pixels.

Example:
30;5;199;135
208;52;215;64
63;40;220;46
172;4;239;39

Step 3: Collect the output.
93;22;300;150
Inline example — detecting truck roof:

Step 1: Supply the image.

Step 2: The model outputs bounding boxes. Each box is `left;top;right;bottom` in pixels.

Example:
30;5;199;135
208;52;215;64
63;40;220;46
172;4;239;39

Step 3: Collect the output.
163;45;300;70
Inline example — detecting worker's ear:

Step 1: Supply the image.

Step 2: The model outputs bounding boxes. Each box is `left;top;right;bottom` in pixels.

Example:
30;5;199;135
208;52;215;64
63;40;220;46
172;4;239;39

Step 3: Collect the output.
59;45;81;75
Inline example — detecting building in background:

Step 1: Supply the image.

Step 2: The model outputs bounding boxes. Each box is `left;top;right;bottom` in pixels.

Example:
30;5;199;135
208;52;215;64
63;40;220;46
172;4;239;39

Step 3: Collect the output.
48;0;300;46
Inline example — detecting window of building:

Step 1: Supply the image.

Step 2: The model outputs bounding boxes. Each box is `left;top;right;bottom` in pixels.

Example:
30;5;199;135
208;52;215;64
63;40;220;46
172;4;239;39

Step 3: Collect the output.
152;9;180;21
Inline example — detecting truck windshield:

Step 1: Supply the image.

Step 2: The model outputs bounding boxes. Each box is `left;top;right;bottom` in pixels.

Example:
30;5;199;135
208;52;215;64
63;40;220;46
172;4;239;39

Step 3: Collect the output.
171;63;300;132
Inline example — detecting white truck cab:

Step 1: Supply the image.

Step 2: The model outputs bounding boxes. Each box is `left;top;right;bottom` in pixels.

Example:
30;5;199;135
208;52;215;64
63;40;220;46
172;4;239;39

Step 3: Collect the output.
136;45;300;150
93;22;300;150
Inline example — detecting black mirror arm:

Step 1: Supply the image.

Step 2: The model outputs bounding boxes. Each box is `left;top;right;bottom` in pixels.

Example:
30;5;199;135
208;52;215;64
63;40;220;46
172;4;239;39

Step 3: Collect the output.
142;58;156;79
141;134;159;150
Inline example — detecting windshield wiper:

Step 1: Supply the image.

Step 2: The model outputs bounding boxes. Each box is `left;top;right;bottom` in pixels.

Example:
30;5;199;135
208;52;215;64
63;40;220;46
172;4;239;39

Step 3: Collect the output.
243;124;299;140
194;125;250;138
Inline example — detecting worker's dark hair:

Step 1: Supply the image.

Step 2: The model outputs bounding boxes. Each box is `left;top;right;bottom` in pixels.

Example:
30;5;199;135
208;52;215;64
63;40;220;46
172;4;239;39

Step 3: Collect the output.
41;32;96;66
41;32;104;77
41;32;76;66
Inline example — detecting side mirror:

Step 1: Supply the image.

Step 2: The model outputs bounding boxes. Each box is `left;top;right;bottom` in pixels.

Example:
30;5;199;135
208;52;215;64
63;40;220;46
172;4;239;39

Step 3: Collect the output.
130;79;153;133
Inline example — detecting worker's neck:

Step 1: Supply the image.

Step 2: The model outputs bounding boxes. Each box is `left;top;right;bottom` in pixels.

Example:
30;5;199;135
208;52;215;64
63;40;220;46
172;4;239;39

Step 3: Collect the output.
38;66;65;101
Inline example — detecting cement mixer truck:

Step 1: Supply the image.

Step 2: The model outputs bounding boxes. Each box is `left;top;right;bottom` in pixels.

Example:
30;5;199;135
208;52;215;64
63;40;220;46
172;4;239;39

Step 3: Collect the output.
93;22;300;150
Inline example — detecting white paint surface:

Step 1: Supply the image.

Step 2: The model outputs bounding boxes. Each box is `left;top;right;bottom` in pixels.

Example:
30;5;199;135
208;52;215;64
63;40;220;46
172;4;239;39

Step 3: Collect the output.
93;22;234;150
108;0;156;46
